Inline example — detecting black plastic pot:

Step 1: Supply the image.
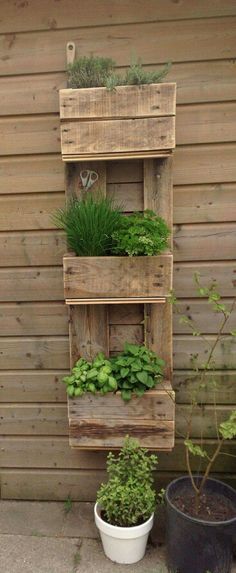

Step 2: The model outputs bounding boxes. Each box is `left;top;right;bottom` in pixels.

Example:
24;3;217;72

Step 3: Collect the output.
165;476;236;573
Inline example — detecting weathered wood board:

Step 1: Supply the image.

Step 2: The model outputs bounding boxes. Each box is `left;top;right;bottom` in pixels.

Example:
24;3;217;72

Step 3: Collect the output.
63;254;172;301
60;84;176;160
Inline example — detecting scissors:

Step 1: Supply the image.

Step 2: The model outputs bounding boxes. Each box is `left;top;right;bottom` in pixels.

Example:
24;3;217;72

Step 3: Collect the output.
80;169;98;191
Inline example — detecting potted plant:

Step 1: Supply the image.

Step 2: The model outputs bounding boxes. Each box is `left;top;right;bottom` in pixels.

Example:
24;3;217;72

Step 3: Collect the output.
59;55;176;161
94;435;158;564
164;276;236;573
54;193;172;303
63;342;174;450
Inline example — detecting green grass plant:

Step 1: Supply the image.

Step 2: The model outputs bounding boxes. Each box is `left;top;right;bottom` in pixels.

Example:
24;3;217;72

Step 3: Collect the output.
53;194;122;256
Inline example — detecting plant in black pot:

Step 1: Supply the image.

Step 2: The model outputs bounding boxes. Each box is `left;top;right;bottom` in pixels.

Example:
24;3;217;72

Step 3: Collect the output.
94;436;158;564
165;275;236;573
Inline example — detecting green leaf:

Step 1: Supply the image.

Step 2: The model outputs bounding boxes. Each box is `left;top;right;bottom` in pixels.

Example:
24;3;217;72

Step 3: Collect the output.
120;367;129;378
219;410;236;440
121;389;132;401
136;371;148;385
184;439;208;458
231;330;236;337
124;343;140;355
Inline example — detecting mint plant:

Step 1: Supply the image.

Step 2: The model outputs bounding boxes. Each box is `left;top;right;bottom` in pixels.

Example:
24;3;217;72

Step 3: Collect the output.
96;436;158;526
111;342;165;401
63;344;164;401
170;274;236;510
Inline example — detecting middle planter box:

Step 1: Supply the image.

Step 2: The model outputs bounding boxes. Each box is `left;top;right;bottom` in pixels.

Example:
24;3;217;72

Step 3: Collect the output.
63;253;172;304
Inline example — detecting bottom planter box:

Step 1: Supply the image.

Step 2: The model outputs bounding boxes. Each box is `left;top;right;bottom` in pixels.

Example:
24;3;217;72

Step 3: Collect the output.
68;383;175;450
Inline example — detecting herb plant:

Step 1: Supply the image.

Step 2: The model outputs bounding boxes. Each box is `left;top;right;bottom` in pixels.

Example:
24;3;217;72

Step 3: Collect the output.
67;55;116;88
96;436;158;527
53;194;122;256
63;344;164;401
111;342;165;401
67;55;171;89
63;353;117;397
111;210;170;256
170;274;236;512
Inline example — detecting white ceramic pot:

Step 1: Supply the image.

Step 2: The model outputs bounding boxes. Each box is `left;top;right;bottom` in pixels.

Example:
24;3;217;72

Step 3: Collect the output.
94;502;154;564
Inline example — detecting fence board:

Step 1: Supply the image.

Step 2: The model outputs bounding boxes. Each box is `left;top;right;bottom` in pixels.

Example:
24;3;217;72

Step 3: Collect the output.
174;183;236;224
0;437;235;472
1;262;236;302
1;18;236;76
2;0;236;33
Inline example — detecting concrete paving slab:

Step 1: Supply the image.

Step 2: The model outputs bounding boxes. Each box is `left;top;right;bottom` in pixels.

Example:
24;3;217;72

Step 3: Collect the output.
62;502;98;539
0;500;65;537
0;534;80;573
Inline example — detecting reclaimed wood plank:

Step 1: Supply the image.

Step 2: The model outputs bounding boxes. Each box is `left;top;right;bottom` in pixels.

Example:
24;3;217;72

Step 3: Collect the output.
0;193;65;231
60;84;176;119
174;143;236;185
63;254;172;300
61;117;175;158
0;155;63;194
174;222;236;262
0;371;67;403
0;116;60;157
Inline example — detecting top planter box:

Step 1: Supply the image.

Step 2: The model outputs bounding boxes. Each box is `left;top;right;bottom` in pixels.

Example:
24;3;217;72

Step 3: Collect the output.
59;83;176;161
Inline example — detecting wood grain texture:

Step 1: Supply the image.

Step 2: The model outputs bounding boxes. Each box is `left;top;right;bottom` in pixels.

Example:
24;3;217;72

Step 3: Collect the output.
61;117;175;159
63;254;173;300
2;0;236;33
60;84;176;119
174;183;236;224
1;18;236;76
69;305;109;364
1;61;236;118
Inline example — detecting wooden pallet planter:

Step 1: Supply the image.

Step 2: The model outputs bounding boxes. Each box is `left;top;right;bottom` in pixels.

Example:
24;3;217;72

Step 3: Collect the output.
59;83;176;161
68;385;175;450
63;253;173;304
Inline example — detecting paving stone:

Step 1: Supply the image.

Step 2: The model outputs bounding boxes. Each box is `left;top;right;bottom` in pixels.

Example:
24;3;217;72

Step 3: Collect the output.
0;500;65;537
62;501;98;538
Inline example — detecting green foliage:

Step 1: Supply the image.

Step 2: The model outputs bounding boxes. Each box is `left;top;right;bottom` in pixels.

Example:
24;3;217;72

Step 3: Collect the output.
122;60;171;86
67;55;171;89
64;495;73;514
111;342;165;401
63;344;164;401
219;410;236;440
67;55;116;88
63;353;117;398
184;440;208;459
111;210;170;256
96;436;158;527
52;194;122;256
170;275;236;499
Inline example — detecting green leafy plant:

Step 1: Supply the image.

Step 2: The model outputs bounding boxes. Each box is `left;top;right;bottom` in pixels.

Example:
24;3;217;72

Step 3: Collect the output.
63;353;117;398
67;55;171;89
170;274;236;512
53;194;122;256
67;55;116;88
96;436;158;526
63;344;164;401
111;342;165;401
111;210;170;256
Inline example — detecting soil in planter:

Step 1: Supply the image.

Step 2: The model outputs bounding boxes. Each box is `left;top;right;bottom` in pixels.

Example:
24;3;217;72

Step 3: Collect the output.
172;488;236;521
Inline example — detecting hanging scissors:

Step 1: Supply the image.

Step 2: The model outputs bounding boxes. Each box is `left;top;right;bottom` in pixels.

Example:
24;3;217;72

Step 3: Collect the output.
79;169;99;191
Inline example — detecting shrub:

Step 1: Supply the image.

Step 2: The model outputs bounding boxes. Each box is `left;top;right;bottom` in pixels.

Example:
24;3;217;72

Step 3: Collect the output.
96;436;158;526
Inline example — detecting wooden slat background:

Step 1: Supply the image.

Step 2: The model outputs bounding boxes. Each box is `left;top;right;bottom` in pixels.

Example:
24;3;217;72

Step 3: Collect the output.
0;0;236;500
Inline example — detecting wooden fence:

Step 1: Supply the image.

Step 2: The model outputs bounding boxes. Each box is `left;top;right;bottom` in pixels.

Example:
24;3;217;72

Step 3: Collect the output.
0;0;236;499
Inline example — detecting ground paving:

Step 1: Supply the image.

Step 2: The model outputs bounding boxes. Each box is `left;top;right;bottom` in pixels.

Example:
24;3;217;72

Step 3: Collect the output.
0;501;235;573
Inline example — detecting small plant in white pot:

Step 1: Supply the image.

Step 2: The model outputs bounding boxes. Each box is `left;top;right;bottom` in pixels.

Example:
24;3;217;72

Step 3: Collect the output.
94;436;158;564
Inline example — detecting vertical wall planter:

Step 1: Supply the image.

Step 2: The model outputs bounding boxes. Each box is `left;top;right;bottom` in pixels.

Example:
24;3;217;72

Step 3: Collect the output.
59;72;176;450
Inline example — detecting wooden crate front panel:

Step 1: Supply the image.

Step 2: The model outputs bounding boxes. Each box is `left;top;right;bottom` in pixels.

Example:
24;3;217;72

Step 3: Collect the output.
61;116;175;159
68;387;175;450
60;83;176;159
60;84;176;120
63;254;172;300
